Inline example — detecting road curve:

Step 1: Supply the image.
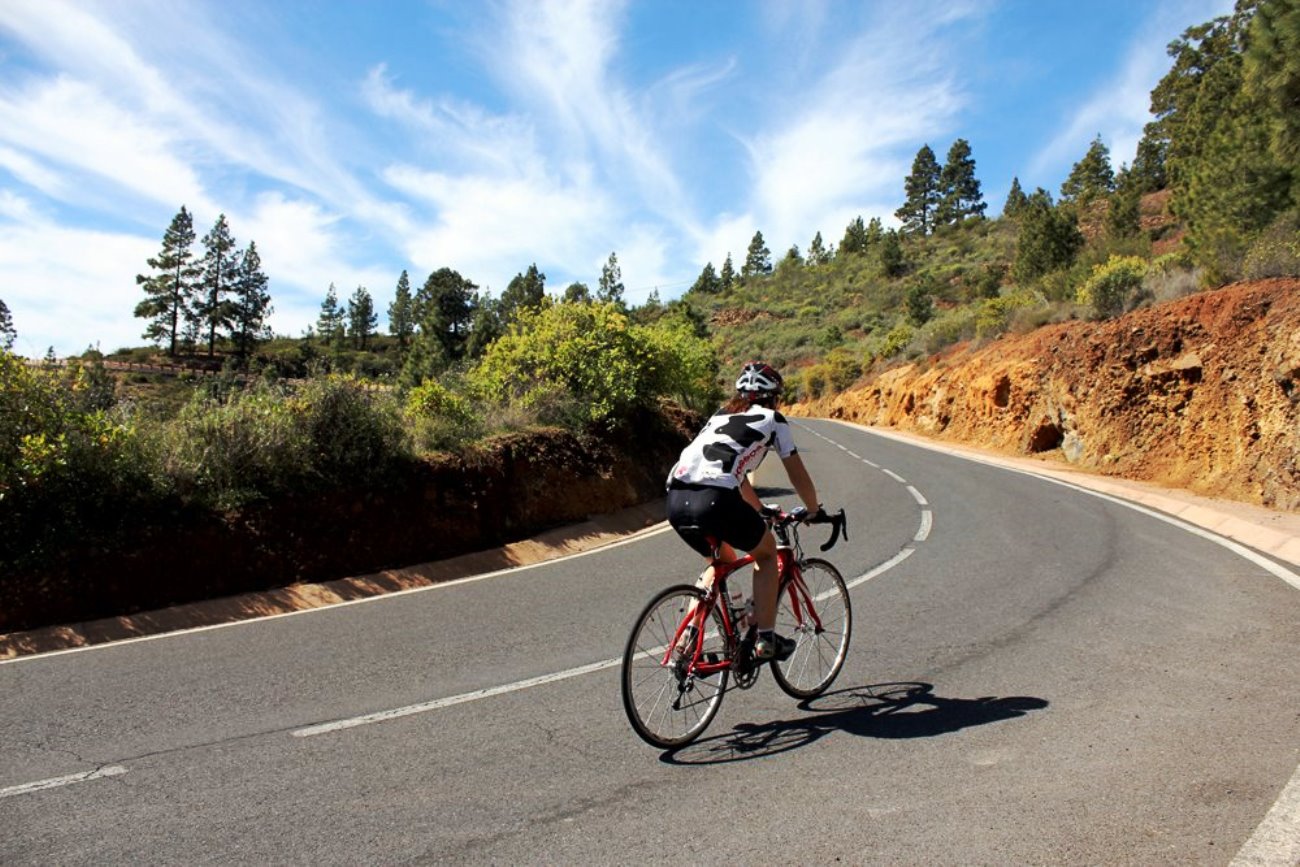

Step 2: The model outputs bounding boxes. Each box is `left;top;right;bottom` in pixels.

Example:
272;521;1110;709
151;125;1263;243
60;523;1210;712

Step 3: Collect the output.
2;419;1298;865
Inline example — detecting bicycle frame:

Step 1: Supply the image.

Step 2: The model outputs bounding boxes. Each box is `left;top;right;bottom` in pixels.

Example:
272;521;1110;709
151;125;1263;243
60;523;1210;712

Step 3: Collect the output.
660;533;823;679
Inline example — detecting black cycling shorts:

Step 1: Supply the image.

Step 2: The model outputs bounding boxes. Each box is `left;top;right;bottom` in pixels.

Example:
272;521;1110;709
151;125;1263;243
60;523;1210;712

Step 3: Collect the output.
666;482;766;558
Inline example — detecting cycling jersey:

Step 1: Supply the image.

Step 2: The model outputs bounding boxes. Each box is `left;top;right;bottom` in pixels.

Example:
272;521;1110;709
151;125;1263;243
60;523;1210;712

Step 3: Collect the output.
668;406;798;490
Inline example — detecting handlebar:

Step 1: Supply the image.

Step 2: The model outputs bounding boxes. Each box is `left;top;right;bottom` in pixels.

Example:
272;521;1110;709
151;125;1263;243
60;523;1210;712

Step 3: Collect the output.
760;504;849;552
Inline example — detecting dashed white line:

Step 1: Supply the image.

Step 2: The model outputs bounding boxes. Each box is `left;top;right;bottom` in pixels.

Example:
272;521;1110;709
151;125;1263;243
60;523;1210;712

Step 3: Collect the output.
0;765;127;799
294;659;622;737
296;427;934;738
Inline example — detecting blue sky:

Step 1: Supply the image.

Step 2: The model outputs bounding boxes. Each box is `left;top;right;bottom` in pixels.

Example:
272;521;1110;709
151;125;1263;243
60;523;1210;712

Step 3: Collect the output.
0;0;1231;357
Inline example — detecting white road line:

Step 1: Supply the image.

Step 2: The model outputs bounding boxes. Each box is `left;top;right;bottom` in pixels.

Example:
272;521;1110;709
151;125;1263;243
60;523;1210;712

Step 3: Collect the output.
881;468;907;484
1232;762;1300;866
823;418;1300;867
906;485;929;506
915;509;933;542
293;659;621;737
296;430;932;738
0;765;127;799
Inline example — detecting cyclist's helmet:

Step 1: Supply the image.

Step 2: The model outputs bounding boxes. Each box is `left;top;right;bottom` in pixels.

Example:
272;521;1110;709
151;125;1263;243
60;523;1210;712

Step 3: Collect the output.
735;360;783;404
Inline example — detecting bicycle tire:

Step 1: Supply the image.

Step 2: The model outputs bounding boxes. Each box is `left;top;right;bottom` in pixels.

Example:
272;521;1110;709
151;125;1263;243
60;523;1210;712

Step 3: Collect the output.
771;558;851;699
621;584;730;749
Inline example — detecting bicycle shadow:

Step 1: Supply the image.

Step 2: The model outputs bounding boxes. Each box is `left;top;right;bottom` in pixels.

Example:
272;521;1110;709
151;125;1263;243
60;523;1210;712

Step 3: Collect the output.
659;682;1048;765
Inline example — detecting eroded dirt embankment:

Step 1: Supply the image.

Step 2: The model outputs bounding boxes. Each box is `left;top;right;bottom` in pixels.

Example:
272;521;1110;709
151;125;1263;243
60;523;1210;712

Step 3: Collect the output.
802;278;1300;510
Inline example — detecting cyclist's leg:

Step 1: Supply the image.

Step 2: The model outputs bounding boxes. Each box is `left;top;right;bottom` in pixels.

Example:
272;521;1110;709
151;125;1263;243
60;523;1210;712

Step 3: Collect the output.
747;529;780;629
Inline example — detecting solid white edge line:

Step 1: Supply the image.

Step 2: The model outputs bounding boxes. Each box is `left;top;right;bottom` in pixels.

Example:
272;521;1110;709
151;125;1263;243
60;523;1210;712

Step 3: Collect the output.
0;765;127;799
819;418;1300;866
0;522;676;666
1231;763;1300;867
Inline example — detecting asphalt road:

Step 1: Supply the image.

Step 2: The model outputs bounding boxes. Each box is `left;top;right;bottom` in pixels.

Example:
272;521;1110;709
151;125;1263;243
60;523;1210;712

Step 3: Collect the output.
3;419;1299;865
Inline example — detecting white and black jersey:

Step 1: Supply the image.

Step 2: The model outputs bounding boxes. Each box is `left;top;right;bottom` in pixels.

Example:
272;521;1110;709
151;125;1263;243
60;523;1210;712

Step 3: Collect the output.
668;406;798;490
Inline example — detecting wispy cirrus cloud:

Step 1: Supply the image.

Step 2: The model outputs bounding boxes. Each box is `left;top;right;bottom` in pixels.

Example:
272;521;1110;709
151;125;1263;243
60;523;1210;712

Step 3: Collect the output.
1026;0;1235;186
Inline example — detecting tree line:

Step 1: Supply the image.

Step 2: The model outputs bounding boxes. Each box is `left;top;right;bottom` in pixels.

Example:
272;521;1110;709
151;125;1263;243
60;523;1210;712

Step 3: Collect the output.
134;207;272;359
310;250;634;388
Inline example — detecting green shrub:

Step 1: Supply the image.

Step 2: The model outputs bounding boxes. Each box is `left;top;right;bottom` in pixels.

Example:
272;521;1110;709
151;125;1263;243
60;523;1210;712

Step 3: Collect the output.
0;352;156;568
1243;211;1300;279
159;376;409;509
1077;255;1149;318
404;378;481;453
471;302;719;424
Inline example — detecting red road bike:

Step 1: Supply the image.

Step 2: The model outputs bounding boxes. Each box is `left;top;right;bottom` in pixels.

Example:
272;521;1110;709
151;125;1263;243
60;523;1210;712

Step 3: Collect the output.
621;505;850;748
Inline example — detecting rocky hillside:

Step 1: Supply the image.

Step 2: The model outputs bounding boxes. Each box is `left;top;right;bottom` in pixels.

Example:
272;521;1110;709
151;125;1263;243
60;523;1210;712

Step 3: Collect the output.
801;278;1300;510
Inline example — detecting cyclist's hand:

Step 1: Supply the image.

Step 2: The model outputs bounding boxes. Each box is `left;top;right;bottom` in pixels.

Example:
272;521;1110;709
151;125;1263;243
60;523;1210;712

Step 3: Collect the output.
760;503;783;519
807;505;830;523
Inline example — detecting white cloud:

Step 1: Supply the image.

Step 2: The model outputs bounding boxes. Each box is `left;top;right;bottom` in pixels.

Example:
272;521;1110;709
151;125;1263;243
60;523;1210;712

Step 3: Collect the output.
233;194;397;339
0;76;217;214
383;164;616;294
1027;0;1237;184
724;8;970;259
0;217;154;357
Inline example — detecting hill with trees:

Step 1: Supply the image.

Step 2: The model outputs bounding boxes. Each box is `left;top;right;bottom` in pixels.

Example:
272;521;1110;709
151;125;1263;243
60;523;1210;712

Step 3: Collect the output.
0;0;1297;633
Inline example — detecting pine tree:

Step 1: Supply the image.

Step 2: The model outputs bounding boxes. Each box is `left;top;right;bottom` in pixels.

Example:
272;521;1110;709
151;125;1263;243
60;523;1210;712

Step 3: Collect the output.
317;283;346;346
1003;177;1029;218
466;299;503;359
196;214;239;356
1107;168;1143;240
500;263;545;324
905;280;934;326
690;262;722;294
1060;135;1116;204
230;241;272;359
388;270;414;349
347;285;377;349
598;253;625;304
1130;131;1168;193
895;144;942;235
807;231;830;265
134;206;200;356
424;268;480;360
1245;0;1300;171
936;138;986;225
839;217;869;256
720;254;736;290
562;281;592;303
1012;189;1084;286
878;229;906;277
0;298;15;351
741;231;772;278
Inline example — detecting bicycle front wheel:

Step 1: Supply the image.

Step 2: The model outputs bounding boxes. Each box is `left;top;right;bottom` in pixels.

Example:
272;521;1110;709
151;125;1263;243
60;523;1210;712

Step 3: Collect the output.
621;584;730;749
771;558;851;699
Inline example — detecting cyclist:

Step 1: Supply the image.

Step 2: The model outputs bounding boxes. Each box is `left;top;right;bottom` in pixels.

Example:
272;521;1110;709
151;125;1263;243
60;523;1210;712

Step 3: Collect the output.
666;361;825;661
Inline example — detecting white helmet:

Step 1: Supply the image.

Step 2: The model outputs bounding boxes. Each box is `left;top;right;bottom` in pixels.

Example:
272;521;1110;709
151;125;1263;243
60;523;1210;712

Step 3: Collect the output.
735;361;783;400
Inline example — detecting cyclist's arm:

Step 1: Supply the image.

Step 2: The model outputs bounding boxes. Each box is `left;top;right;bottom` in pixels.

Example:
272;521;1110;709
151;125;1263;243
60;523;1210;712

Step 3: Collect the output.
780;452;820;513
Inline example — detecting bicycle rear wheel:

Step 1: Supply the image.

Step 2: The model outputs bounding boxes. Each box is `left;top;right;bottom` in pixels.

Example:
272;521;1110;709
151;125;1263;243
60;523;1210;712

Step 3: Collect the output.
621;584;730;749
771;558;851;699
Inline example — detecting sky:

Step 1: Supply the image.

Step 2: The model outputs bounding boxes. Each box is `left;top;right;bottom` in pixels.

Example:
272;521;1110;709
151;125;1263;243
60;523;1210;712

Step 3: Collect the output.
0;0;1233;358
